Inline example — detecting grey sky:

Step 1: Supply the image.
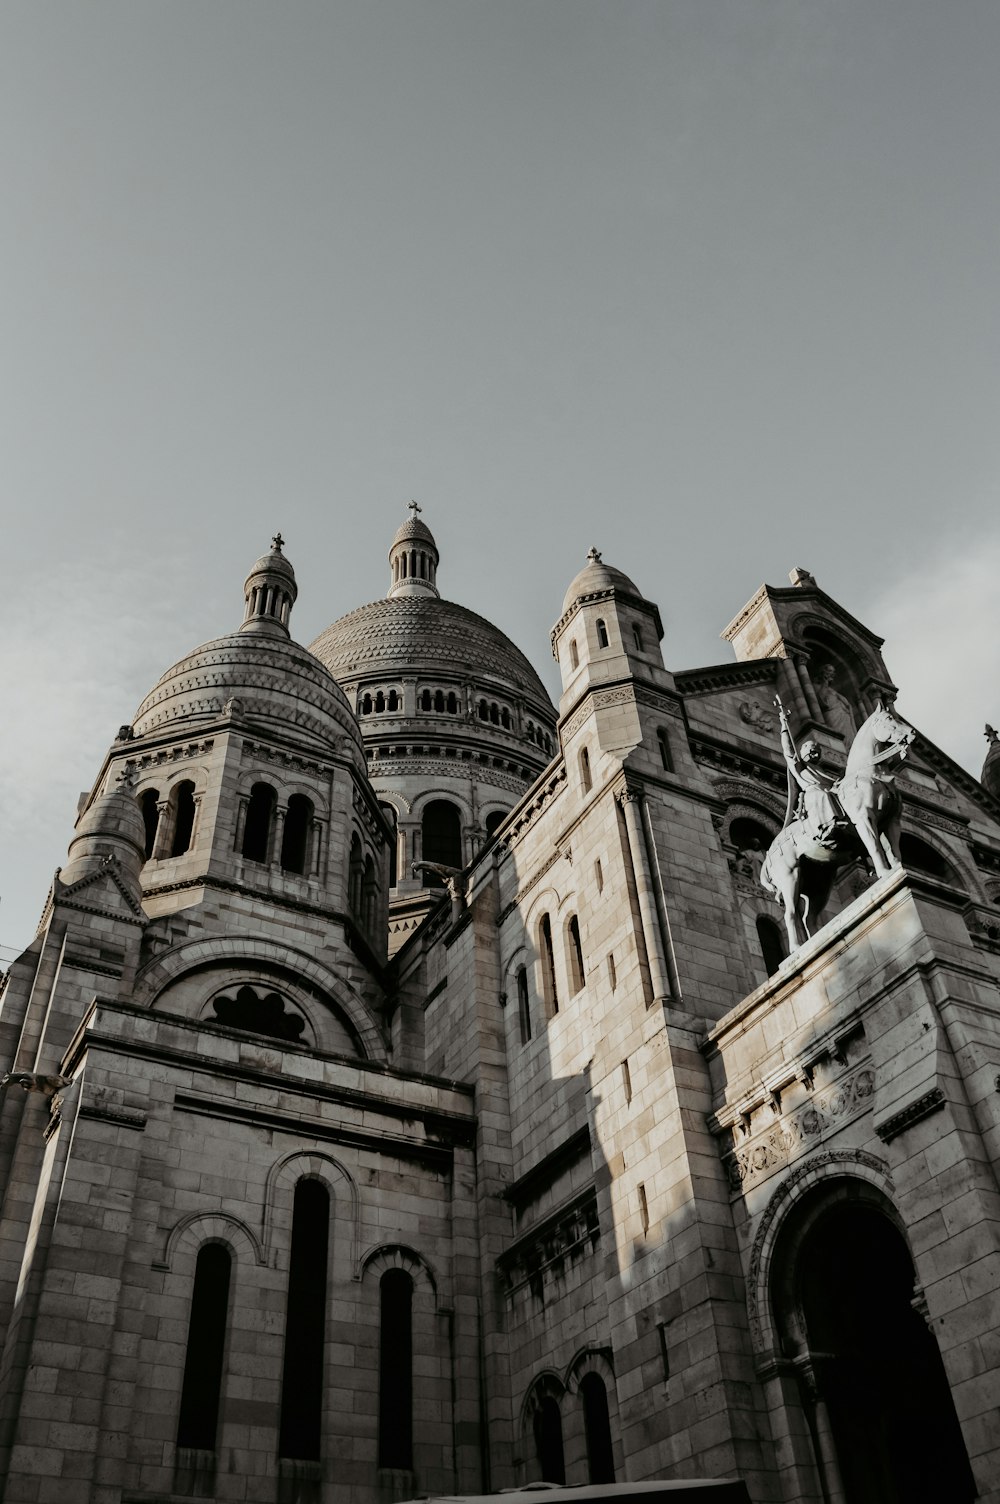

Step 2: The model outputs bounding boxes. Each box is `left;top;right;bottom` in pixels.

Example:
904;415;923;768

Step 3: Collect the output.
3;2;999;956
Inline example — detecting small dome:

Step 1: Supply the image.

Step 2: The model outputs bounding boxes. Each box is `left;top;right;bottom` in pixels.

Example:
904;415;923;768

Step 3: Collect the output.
132;632;364;760
561;548;644;616
60;781;147;888
245;545;296;586
391;515;438;551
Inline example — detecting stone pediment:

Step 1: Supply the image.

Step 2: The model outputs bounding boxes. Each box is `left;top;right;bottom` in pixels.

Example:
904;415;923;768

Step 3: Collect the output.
56;860;147;925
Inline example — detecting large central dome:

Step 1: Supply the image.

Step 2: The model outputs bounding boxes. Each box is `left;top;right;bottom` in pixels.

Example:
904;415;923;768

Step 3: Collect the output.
309;511;558;950
310;594;552;704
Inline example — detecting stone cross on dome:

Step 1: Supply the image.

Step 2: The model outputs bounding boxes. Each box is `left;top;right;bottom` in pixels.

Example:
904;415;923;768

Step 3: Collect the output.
408;500;422;519
271;532;285;553
587;547;603;564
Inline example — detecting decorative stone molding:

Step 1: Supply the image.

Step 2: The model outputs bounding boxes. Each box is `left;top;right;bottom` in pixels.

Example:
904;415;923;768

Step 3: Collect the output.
874;1087;945;1143
360;1242;438;1300
160;1210;266;1271
720;1063;876;1190
691;735;786;793
497;1187;600;1303
744;1148;893;1353
240;739;329;775
675;660;777;696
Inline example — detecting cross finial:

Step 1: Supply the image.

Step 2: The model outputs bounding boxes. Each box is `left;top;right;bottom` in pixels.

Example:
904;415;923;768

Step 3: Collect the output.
114;764;138;791
587;546;602;564
408;500;422;519
986;724;999;746
271;532;285;553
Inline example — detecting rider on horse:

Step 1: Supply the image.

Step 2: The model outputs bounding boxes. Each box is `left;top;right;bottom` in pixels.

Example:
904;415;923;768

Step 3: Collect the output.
776;698;846;848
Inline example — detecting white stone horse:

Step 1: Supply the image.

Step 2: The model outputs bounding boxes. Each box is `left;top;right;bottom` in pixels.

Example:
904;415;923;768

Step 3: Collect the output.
760;702;914;953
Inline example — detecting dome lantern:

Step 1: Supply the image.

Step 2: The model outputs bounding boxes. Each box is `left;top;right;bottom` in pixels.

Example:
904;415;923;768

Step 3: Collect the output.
387;503;440;600
240;533;298;637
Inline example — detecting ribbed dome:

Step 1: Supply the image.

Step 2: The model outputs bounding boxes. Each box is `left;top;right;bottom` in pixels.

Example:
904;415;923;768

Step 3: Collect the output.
133;631;364;757
246;545;296;584
310;596;553;706
561;551;644;616
391;516;437;550
60;783;147;889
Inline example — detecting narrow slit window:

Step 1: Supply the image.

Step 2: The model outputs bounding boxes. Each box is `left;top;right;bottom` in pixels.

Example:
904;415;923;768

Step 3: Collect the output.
657;729;673;772
517;965;531;1045
567;915;586;994
596;619;609;649
177;1243;232;1451
569;640;579;670
379;1270;413;1469
580;747;592;793
279;1180;329;1461
608;952;617;992
540;914;559;1016
621;1056;631;1103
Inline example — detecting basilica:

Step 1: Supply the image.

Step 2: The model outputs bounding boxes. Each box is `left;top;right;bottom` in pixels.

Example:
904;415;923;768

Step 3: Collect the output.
1;514;999;1504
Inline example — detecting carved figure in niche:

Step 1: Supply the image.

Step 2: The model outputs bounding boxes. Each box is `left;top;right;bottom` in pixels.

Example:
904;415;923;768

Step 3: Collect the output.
211;984;305;1043
760;696;914;951
733;836;765;881
814;662;857;741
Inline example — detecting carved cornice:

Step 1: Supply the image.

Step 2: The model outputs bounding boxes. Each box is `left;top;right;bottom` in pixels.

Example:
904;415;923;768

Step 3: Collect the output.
691;735;787;793
874;1087;945;1143
241;739;328;775
675;660;778;696
496;1186;600;1301
126;739;215;770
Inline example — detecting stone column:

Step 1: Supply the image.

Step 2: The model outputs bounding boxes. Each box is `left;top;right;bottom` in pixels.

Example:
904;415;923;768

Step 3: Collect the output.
309;819;323;877
151;799;172;860
271;806;286;868
233;797;248;854
617;787;672;1004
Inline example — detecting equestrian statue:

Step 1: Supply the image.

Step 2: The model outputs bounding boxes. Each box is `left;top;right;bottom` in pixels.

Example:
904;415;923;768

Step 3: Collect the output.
760;695;915;953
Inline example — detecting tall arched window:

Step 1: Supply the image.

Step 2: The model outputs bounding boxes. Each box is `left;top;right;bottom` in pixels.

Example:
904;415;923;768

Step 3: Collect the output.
279;1181;329;1461
533;1396;565;1483
242;783;276;863
281;794;313;875
379;1270;413;1469
656;728;673;772
421;800;462;879
380;804;398;887
349;833;364;913
756;915;787;977
138;788;160;858
177;1243;232;1451
170;781;197;857
569;641;579;670
516;965;531;1045
596;619;609;649
363;855;377;930
539;915;559;1016
580;1373;615;1483
567;915;586;995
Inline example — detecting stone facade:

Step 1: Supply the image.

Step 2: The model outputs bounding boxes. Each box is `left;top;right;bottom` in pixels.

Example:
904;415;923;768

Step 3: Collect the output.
0;529;999;1503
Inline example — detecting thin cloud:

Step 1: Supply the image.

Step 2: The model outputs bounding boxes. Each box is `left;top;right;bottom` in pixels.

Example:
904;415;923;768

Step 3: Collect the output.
864;532;1000;779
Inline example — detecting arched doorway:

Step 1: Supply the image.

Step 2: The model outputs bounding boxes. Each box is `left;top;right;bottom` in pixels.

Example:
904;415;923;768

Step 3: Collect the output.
775;1188;975;1502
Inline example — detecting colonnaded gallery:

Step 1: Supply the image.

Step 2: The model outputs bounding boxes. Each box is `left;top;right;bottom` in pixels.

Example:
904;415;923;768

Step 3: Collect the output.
1;512;999;1504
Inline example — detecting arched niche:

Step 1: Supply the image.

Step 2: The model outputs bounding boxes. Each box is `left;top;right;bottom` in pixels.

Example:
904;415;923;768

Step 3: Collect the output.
769;1178;976;1503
